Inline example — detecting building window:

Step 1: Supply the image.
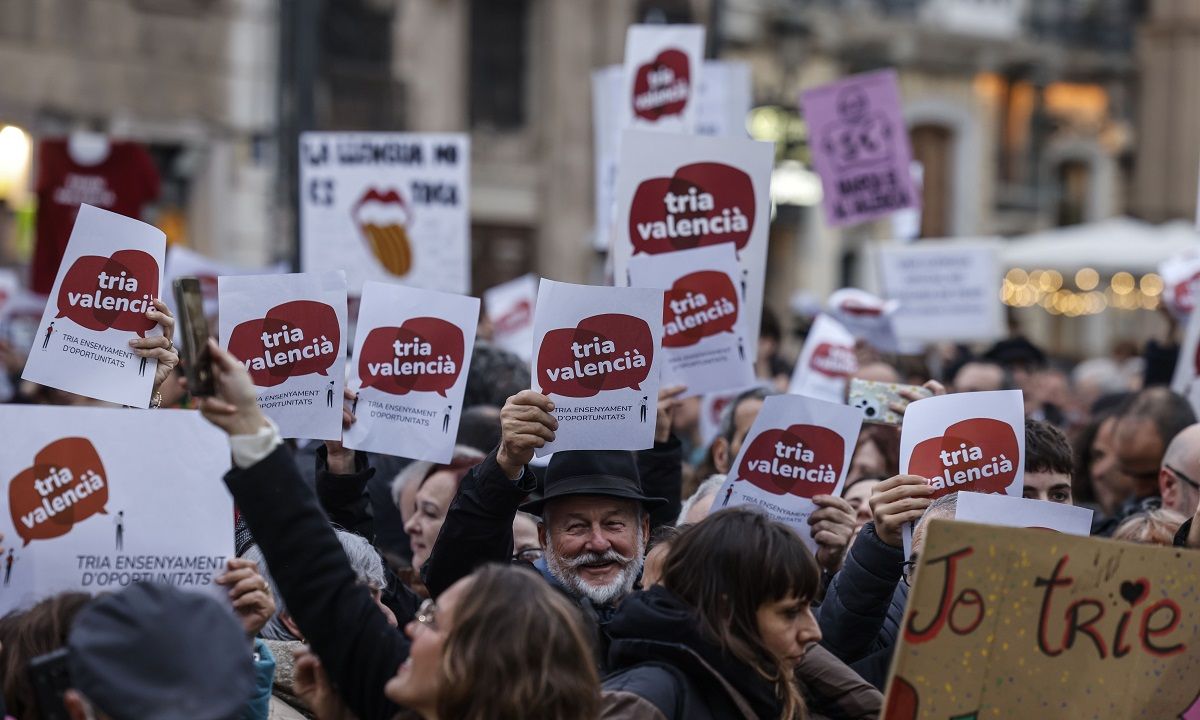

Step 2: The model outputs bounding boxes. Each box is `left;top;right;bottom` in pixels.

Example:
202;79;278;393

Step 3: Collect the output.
319;0;398;130
471;223;534;294
1055;159;1090;227
469;0;529;132
910;124;954;238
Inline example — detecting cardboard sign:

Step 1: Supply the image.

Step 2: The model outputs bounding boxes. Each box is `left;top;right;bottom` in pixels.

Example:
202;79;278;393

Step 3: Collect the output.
801;69;919;227
954;493;1093;535
788;314;858;403
299;132;469;295
612;130;773;362
218;271;348;440
620;25;705;133
628;245;754;397
1160;249;1200;321
21;204;165;407
344;281;478;462
0;405;233;614
826;287;904;354
711;394;862;554
531;280;664;455
877;242;1004;343
484;273;539;362
883;521;1200;719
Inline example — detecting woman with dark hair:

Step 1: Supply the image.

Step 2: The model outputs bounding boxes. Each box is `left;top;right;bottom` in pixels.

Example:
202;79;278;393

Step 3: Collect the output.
602;508;822;720
0;592;92;719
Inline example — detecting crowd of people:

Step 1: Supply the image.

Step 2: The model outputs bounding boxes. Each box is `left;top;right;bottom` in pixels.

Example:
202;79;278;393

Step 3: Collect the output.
1;297;1199;720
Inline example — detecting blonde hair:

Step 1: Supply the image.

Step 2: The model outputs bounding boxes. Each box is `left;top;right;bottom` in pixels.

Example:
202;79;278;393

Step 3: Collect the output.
1113;508;1187;546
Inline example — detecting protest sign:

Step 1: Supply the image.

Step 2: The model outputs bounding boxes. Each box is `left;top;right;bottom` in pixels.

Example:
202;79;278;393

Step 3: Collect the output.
0;405;233;615
711;394;862;554
628;245;754;397
531;280;664;455
611;130;773;362
801;69;919;227
21;204;165;407
163;246;287;325
0;268;17;325
344;281;478;462
883;520;1200;720
825;287;903;354
484;273;539;362
1160;249;1200;321
788;314;858;403
953;492;1093;535
620;25;705;134
696;60;753;138
1171;301;1200;407
877;242;1004;343
218;271;347;440
299;132;469;295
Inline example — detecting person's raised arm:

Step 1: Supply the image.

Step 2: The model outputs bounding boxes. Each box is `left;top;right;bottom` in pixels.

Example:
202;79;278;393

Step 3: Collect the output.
196;340;406;720
316;389;377;541
636;385;687;530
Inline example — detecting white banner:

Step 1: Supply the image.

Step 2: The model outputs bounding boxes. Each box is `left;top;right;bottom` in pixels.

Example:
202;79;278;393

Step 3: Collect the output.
877;242;1004;343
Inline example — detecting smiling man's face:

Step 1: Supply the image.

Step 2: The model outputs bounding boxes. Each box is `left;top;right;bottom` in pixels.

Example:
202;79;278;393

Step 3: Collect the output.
541;495;647;606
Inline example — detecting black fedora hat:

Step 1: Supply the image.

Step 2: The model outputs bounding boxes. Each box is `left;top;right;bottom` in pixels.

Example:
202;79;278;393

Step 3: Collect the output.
520;450;668;516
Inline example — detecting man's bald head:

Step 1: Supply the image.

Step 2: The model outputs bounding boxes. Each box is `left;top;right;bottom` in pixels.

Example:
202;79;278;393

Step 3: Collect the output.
1115;387;1196;498
854;362;901;385
1159;423;1200;515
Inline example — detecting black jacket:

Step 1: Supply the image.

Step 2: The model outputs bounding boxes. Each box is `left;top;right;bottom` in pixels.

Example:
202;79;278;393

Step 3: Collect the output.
816;522;908;689
225;445;408;720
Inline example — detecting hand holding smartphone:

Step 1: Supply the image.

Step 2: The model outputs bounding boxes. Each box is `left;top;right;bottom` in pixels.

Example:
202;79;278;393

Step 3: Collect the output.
848;378;932;425
172;277;216;397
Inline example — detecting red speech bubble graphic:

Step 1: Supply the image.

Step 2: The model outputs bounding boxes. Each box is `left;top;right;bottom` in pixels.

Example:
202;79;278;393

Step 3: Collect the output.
629;162;755;256
494;299;533;336
538;313;654;398
9;438;108;546
663;270;740;348
358;317;465;397
353;188;413;277
228;300;340;387
55;249;160;336
736;423;846;498
908;417;1020;499
632;48;691;121
810;342;857;378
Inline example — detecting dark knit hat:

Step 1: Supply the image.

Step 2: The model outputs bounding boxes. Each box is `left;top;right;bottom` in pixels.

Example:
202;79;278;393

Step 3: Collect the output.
520;450;667;515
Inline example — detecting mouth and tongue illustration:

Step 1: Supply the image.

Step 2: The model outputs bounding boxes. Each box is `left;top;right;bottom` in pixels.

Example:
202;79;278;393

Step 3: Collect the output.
353;188;414;277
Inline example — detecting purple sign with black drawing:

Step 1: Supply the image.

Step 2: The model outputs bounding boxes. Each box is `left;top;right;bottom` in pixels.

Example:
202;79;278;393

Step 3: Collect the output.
801;69;920;228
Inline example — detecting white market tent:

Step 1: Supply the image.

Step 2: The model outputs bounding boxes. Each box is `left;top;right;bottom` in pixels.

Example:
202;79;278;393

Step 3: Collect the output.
998;217;1200;275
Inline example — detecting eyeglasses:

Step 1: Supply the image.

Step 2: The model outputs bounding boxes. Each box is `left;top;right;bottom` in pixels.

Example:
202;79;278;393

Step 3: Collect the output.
512;547;544;563
416;598;438;631
1166;464;1200;491
901;559;918;588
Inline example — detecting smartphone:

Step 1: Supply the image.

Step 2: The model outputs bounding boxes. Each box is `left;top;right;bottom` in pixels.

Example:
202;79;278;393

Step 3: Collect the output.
28;647;71;720
848;378;932;425
172;277;216;397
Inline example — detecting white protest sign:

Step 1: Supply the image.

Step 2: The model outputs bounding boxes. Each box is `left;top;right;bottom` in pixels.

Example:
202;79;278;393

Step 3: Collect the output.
629;245;754;397
484;273;539;362
299;132;470;295
899;390;1025;554
21;204;165;407
877;242;1004;343
696;60;752;138
1160;249;1200;321
612;130;773;363
0;405;233;615
788;314;858;403
620;25;705;133
0;268;18;325
218;271;348;440
711;394;862;554
825;287;903;354
531;280;664;455
954;493;1093;536
1171;301;1200;409
163;246;287;325
344;281;478;462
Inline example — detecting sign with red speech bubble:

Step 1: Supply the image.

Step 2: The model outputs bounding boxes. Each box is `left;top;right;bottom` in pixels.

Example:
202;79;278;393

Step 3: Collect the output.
620;25;704;133
219;271;348;441
21;204;166;407
0;405;233;616
162;246;288;343
629;245;754;397
899;389;1025;555
483;273;539;362
789;314;859;404
613;131;773;364
344;281;479;463
300;132;469;295
712;394;862;554
531;280;664;455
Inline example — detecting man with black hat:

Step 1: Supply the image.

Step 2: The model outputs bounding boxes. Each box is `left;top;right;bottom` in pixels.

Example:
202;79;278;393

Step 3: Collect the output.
422;387;685;623
61;581;256;720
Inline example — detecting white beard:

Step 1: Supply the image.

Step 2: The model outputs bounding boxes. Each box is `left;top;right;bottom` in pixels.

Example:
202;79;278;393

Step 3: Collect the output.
544;525;646;606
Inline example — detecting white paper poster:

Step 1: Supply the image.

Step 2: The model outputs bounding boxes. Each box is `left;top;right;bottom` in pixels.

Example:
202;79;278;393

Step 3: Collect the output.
954;493;1093;536
877;242;1004;343
825;287;903;354
711;394;862;554
1171;301;1200;408
163;246;288;326
695;60;752;138
531;280;664;455
1160;249;1200;321
484;273;539;362
612;130;774;362
0;268;18;325
21;204;165;407
620;25;705;134
299;132;470;295
344;281;479;462
0;405;234;615
629;245;754;397
789;314;858;403
218;271;348;441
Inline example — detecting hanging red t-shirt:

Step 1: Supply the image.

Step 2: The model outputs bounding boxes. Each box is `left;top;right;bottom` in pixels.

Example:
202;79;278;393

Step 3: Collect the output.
31;139;161;293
